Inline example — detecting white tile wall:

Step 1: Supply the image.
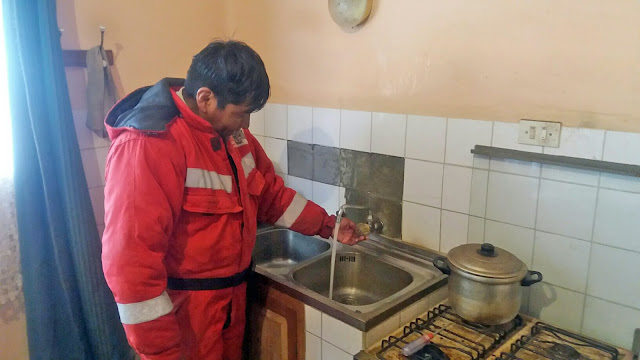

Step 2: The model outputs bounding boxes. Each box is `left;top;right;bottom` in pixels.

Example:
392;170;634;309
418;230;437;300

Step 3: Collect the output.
473;154;490;170
445;118;492;167
540;165;599;186
249;107;265;135
600;173;640;193
536;180;598;241
529;283;585;332
287;105;313;143
442;165;473;213
321;314;363;355
306;333;322;360
440;211;468;253
264;137;288;174
288;176;313;200
305;304;322;337
490;158;541;177
322;341;352;360
484;220;535;267
403;159;443;207
587;244;640;310
371;112;406;157
312;107;341;147
544;127;605;160
467;216;485;243
405;115;446;162
593;189;640;252
533;232;590;292
603;130;640;166
264;103;288;139
582;297;640;349
486;172;539;228
340;110;371;152
469;169;488;217
259;103;640;348
402;202;440;250
312;182;340;216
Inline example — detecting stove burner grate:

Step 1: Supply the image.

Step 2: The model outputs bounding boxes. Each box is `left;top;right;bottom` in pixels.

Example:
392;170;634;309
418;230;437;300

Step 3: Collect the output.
376;305;523;360
497;322;620;360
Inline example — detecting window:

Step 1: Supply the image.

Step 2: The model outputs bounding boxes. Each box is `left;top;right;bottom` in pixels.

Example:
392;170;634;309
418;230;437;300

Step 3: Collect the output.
0;1;12;178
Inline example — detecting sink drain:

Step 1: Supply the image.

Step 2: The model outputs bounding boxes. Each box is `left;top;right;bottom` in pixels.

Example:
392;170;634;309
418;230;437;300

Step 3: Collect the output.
336;294;358;305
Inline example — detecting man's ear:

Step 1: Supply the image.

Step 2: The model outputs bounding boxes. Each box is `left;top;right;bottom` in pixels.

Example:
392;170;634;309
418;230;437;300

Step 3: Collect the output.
195;87;218;114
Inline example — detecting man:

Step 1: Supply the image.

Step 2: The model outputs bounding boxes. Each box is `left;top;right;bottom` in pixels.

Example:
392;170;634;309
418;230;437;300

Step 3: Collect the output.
101;40;365;360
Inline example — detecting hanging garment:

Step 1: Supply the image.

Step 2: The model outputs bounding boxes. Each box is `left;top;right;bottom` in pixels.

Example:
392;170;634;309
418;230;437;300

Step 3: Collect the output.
86;45;118;137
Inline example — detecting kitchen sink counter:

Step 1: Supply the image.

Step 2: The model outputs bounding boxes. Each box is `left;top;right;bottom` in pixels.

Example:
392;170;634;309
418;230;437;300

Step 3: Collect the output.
251;227;448;331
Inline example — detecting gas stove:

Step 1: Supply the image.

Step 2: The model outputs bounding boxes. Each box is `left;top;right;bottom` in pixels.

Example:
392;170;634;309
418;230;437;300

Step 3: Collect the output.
356;304;633;360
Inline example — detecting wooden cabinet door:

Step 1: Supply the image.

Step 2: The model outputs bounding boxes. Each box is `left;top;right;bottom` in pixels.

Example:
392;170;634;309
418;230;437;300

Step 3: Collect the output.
244;280;305;360
260;309;289;360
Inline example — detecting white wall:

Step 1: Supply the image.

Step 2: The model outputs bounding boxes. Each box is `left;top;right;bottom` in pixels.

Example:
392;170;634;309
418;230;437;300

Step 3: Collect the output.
256;102;640;350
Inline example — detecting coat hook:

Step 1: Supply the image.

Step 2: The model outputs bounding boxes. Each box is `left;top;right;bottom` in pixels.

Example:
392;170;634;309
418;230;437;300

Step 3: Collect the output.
99;26;106;49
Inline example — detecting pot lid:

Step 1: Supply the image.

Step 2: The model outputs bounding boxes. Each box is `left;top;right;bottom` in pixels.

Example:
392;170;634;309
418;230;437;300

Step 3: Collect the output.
447;243;528;279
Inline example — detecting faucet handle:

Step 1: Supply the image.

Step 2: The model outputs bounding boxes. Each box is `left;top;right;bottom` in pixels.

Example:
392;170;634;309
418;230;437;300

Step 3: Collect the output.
370;219;384;234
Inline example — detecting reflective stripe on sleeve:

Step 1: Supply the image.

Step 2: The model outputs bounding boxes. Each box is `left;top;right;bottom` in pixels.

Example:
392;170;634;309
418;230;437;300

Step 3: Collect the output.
185;168;233;193
117;291;174;325
275;193;308;228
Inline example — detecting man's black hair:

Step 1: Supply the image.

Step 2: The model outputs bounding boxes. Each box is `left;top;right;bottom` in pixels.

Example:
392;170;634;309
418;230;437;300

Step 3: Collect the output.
184;40;270;113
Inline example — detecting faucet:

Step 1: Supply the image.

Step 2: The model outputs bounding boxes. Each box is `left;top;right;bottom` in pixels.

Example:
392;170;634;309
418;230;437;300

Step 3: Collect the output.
336;204;383;235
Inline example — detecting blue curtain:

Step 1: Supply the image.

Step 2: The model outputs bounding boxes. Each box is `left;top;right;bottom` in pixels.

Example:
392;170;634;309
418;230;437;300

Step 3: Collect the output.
3;1;133;359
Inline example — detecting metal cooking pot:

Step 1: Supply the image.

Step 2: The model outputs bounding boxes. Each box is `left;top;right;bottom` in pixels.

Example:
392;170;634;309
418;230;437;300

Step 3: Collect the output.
433;243;542;325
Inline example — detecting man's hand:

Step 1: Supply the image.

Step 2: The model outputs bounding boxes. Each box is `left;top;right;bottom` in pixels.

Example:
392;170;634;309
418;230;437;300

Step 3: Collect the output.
335;217;368;245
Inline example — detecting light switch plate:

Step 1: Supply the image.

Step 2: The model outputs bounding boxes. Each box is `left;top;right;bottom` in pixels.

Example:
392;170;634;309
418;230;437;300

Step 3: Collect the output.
518;119;561;148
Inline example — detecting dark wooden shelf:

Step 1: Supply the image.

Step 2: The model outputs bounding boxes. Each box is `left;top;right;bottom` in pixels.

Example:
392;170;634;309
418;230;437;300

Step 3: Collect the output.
471;145;640;178
62;49;114;67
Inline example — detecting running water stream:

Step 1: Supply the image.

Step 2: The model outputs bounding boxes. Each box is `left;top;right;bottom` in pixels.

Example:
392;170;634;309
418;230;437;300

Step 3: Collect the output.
328;223;340;300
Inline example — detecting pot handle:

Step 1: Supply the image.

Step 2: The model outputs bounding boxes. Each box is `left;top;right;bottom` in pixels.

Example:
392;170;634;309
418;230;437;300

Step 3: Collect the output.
521;270;543;286
432;256;451;275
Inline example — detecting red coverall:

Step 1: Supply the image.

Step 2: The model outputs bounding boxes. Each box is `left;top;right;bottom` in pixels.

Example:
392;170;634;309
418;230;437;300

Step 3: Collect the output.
102;78;336;359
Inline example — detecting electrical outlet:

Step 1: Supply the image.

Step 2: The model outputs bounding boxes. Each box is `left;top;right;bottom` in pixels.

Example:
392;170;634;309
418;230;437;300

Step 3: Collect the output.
518;120;561;147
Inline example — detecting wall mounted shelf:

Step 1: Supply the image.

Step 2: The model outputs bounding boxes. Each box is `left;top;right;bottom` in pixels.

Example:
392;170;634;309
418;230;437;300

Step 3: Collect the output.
471;145;640;178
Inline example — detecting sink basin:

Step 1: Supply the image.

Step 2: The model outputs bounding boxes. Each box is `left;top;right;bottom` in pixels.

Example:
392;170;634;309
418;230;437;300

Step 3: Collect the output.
292;252;413;306
253;229;330;268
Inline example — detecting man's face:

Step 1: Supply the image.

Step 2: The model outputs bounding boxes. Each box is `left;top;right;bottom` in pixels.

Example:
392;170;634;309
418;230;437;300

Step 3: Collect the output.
194;87;251;138
208;103;251;138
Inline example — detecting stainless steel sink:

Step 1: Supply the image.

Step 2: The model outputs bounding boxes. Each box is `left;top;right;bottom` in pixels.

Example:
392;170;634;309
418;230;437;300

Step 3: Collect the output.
292;251;413;306
253;229;330;268
251;227;447;331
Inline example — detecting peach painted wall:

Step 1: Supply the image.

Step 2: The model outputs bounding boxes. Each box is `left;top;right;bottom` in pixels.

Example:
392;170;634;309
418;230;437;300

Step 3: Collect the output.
57;0;227;106
223;0;640;132
0;315;29;360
